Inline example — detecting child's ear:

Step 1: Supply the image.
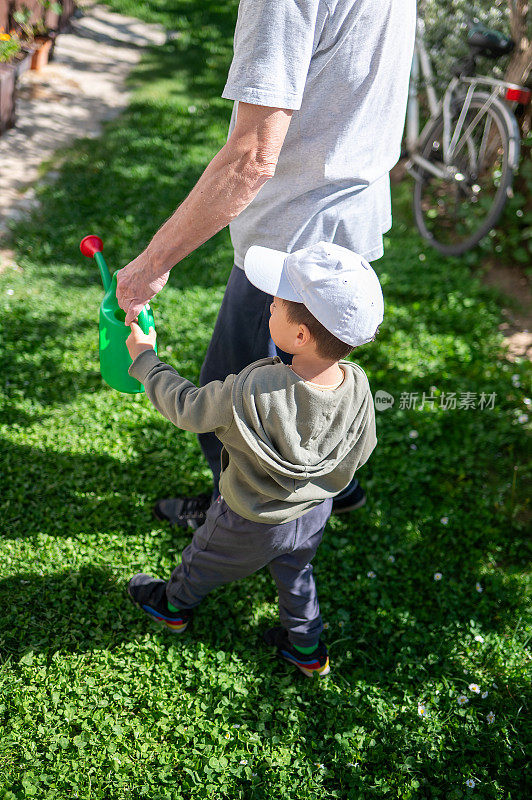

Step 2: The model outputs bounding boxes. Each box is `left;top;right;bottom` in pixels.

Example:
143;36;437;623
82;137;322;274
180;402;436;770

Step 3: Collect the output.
296;324;312;347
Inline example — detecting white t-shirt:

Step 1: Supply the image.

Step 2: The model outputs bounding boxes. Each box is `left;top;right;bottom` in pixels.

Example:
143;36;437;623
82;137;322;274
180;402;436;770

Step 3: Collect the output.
222;0;416;266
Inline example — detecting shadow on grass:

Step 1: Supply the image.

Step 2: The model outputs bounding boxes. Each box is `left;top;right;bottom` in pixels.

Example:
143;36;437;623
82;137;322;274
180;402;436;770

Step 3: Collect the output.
1;556;527;672
2;494;528;658
1;306;100;414
1;438;180;541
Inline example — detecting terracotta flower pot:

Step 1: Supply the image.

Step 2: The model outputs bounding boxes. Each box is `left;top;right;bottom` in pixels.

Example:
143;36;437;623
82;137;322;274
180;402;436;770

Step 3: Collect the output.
31;36;52;71
0;63;17;134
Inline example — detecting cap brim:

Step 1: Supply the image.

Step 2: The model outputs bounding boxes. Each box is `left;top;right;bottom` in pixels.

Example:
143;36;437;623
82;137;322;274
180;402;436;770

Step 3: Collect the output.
244;246;301;302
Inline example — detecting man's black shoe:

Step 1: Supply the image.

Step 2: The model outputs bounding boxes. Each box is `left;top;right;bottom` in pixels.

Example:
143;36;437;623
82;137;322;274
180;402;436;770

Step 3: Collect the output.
153;493;211;530
332;481;366;514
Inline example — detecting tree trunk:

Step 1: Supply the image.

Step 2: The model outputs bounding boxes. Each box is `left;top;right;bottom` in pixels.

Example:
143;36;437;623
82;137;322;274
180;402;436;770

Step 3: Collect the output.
505;0;532;85
505;1;531;132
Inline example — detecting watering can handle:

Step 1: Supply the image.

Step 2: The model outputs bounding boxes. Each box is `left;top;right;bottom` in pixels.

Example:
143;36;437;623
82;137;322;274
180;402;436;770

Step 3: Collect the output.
136;306;151;335
110;273;151;335
80;234;153;334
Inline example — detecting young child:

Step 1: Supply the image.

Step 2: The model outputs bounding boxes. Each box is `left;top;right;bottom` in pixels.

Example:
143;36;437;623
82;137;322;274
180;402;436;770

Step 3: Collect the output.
125;241;383;678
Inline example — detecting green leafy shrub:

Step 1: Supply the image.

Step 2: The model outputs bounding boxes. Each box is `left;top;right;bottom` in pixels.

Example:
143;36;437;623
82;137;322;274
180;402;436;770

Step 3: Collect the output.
472;133;532;275
0;32;22;63
421;0;516;93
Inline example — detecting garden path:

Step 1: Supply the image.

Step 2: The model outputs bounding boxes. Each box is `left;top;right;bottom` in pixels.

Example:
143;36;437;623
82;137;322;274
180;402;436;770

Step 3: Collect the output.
0;0;166;239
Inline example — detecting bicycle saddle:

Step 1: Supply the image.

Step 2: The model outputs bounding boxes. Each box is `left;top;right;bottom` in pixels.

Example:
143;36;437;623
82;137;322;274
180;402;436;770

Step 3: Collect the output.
467;24;514;58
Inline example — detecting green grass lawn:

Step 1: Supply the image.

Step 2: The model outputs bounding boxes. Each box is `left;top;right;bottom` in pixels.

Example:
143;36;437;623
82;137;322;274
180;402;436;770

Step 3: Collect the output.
0;1;530;798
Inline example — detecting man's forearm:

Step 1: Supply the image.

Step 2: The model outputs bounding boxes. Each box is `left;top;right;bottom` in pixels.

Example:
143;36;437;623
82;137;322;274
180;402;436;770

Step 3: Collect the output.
145;143;273;276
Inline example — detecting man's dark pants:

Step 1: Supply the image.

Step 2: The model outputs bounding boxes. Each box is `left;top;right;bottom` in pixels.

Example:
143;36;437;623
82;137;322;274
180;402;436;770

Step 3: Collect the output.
198;264;360;499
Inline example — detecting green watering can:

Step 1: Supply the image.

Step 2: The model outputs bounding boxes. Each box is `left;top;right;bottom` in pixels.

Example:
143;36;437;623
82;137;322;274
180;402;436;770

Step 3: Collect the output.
80;235;156;394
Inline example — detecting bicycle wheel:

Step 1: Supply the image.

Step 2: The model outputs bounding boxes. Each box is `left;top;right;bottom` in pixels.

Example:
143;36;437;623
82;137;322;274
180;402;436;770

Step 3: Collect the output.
412;94;514;256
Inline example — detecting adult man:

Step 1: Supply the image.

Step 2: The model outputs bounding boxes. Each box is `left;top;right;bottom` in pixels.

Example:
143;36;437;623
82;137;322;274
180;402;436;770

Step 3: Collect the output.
117;0;416;528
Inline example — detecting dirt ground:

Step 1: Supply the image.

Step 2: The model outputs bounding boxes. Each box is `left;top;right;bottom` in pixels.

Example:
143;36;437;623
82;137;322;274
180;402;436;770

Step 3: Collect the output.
482;261;532;362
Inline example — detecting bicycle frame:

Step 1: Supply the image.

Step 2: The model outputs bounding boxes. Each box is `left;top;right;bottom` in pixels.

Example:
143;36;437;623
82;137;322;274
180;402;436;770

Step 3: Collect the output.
406;19;523;181
442;76;521;170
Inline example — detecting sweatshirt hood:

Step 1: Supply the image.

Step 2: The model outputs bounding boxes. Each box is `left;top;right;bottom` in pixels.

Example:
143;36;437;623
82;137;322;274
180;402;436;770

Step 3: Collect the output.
231;357;375;483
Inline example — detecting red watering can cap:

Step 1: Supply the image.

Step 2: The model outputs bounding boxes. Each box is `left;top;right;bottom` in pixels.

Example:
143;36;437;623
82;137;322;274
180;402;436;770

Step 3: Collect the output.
80;235;104;257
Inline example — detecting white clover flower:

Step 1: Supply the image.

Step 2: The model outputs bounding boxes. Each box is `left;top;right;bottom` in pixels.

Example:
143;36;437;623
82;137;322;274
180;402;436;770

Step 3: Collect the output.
239;759;248;765
474;635;484;643
518;414;529;424
6;288;14;296
487;711;495;724
434;572;443;581
481;691;488;699
469;683;481;694
410;444;418;450
188;105;197;113
457;695;469;706
409;430;419;438
367;571;376;579
523;398;531;406
387;555;396;563
440;517;448;525
465;778;476;788
511;374;521;387
418;703;428;717
476;583;483;593
492;682;498;689
419;253;426;261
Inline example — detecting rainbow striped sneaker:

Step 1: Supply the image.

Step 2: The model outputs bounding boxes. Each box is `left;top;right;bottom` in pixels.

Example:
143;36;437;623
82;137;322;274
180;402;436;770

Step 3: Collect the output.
263;627;330;678
127;573;192;633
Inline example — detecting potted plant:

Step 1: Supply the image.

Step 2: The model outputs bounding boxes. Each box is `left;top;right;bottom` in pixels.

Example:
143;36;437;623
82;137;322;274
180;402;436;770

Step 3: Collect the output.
11;6;39;70
12;2;62;72
32;2;63;69
0;30;22;133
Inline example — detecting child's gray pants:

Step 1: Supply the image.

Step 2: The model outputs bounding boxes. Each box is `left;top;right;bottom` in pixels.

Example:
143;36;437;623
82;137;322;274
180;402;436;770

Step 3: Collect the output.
166;495;333;648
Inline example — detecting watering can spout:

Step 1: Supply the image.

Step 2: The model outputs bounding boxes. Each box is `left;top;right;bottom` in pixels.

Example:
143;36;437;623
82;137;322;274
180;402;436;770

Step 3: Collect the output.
80;234;111;291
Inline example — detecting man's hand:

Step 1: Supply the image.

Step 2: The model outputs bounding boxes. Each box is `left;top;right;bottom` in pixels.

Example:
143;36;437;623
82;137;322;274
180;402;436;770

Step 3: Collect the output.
116;250;170;326
126;321;157;362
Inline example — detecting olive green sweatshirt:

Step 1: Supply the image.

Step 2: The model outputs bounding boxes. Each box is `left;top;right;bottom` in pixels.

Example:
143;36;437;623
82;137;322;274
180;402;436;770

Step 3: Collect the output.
129;351;377;524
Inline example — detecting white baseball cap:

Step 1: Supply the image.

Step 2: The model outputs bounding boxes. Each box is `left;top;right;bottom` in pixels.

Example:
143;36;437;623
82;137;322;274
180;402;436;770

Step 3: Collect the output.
244;241;384;348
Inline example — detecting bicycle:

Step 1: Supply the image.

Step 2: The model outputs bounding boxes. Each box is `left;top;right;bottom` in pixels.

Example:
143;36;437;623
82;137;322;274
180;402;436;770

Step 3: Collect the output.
405;19;531;256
